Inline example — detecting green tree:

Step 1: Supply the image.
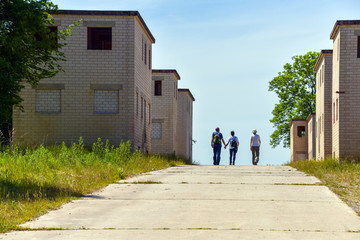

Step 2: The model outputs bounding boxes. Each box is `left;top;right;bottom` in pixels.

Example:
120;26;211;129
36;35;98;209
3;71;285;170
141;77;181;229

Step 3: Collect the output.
0;0;75;142
268;51;319;148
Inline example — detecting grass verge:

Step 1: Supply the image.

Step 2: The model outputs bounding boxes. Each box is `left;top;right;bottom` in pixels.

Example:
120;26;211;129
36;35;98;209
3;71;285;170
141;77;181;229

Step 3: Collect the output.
288;158;360;215
0;138;189;233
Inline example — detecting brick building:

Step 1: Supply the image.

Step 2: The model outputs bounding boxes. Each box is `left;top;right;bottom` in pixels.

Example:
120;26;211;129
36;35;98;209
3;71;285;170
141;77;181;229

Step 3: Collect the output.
151;70;180;156
177;89;195;160
290;20;360;161
314;50;333;159
330;20;360;159
12;10;155;152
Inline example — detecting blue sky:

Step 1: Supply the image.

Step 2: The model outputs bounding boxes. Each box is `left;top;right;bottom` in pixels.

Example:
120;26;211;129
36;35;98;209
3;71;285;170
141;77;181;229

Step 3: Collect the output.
53;0;360;165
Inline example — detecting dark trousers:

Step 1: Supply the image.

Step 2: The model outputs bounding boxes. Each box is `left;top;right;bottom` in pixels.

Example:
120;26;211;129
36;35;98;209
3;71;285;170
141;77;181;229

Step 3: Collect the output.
251;146;260;165
229;148;237;165
213;145;221;165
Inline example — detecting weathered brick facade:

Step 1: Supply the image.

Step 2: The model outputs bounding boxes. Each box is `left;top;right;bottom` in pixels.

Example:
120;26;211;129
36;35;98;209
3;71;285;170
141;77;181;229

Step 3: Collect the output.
151;70;179;155
290;20;360;161
12;10;155;151
314;50;333;159
176;89;195;160
330;21;360;159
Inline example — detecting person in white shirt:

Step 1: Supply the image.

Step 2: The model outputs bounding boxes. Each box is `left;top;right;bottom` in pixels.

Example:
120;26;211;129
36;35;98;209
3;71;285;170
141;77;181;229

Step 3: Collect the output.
225;131;239;165
250;129;261;165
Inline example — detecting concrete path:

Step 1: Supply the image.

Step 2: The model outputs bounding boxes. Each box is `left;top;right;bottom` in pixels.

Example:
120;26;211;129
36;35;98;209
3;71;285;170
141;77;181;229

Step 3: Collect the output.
1;165;360;239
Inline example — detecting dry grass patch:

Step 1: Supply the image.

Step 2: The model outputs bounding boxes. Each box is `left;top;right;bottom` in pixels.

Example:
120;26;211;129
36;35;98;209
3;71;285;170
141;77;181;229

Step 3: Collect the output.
289;158;360;215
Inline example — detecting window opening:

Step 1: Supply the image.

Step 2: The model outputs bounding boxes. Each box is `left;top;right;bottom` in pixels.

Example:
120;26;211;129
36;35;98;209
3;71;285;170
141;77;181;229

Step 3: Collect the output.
88;27;112;50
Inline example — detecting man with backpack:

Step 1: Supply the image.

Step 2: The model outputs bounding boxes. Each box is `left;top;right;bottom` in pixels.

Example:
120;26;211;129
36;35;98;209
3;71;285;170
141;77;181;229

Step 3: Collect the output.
250;129;261;165
225;131;239;165
211;127;226;165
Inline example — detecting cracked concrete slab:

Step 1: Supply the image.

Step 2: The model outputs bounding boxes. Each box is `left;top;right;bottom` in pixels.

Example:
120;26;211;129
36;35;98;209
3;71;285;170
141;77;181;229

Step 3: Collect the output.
2;230;360;240
1;165;360;240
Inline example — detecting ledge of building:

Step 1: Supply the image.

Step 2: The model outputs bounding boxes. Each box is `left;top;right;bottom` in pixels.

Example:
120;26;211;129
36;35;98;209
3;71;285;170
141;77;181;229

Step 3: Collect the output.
289;119;306;127
178;88;195;101
152;69;181;80
49;9;155;43
314;50;333;71
306;113;316;122
330;20;360;39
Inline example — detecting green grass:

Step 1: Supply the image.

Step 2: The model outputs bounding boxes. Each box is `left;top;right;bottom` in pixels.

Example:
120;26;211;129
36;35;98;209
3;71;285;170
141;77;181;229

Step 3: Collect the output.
0;138;188;233
288;158;360;215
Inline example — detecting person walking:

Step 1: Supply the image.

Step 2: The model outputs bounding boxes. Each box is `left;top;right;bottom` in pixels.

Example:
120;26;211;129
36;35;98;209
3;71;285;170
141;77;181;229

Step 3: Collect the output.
225;131;239;165
211;127;226;165
250;129;261;165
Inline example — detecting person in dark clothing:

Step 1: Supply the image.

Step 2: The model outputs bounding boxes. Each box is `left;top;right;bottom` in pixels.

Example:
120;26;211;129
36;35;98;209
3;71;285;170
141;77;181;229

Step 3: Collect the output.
211;127;226;165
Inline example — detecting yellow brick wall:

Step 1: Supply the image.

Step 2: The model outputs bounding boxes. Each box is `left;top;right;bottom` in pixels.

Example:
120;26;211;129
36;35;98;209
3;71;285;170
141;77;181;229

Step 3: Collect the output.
315;53;333;160
151;72;178;155
333;25;360;159
13;13;153;151
176;90;194;160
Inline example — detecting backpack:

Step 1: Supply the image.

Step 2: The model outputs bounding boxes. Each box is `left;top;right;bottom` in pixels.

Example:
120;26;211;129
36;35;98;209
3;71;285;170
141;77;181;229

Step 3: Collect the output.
213;132;221;145
230;137;238;149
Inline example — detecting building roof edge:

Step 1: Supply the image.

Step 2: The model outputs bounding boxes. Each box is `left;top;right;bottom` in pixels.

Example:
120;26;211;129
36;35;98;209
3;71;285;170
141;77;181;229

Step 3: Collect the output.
314;49;333;71
330;20;360;40
49;9;155;43
289;119;307;127
306;113;316;121
152;69;181;80
178;88;195;101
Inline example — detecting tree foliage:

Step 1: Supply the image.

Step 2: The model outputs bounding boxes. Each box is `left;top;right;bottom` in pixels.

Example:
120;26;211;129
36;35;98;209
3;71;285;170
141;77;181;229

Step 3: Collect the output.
268;51;319;148
0;0;76;142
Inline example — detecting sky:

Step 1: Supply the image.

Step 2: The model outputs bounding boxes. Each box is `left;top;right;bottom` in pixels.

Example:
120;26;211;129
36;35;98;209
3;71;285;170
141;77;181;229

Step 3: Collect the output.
53;0;360;165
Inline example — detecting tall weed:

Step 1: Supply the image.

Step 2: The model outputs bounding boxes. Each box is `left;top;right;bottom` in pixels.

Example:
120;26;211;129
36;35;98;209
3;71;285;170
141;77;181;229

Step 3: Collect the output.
0;139;187;232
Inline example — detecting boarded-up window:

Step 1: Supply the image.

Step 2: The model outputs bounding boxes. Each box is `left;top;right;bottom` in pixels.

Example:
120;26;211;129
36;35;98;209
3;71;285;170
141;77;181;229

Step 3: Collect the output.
151;123;162;139
155;81;162;96
35;89;61;113
94;90;118;113
88;27;112;50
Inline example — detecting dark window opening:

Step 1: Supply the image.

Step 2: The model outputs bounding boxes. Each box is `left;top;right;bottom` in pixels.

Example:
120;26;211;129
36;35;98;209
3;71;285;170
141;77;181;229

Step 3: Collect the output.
155;81;162;96
141;97;143;119
144;43;147;64
35;26;58;48
149;49;151;70
357;36;360;58
88;27;112;50
297;126;306;137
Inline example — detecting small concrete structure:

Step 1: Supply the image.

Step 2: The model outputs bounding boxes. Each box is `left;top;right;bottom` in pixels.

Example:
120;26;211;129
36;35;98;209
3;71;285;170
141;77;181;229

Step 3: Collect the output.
290;119;308;162
314;50;333;160
307;113;316;160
